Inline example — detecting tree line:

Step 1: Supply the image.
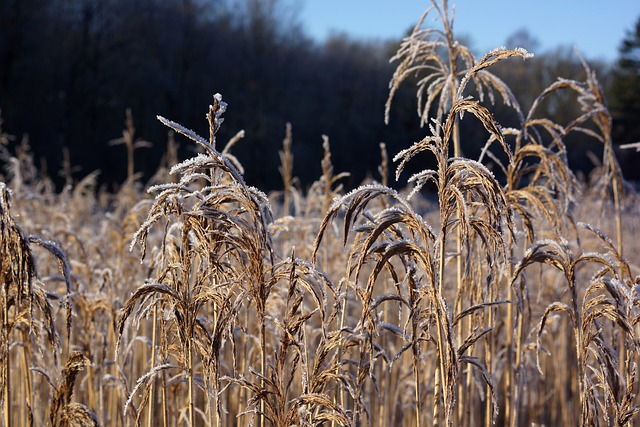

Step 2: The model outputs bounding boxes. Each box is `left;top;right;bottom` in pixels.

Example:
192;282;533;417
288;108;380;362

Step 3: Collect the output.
1;0;638;191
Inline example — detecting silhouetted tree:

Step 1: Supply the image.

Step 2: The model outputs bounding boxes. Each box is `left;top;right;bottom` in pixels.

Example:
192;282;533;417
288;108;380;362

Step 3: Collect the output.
610;15;640;180
2;0;630;190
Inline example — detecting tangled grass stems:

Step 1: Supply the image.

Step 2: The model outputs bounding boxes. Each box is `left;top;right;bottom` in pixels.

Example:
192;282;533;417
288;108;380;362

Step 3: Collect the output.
1;1;639;426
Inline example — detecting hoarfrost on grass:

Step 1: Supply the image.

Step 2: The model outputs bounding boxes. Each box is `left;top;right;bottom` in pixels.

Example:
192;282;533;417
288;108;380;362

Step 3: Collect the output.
514;47;534;58
212;93;227;115
407;169;437;200
169;153;214;176
450;157;497;180
620;141;640;152
157;115;210;148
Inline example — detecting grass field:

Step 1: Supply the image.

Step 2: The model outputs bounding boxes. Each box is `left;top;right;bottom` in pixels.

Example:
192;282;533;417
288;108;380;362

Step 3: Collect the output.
1;1;639;426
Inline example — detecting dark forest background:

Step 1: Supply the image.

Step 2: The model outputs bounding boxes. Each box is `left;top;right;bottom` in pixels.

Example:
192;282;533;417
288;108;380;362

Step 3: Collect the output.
1;0;639;192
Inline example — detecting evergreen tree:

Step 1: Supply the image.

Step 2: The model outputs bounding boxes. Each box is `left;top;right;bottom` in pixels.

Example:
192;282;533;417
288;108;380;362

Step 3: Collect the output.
610;16;640;181
611;16;640;146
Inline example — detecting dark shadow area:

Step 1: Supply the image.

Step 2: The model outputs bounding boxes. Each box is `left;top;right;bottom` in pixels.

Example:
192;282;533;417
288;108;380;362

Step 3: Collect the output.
0;0;638;191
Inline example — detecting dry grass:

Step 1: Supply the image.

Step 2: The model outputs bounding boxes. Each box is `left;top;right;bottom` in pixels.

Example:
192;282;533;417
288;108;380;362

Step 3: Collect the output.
1;1;639;426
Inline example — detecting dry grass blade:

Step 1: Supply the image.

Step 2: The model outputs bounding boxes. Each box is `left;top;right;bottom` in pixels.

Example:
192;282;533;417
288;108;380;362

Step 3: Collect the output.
1;182;72;425
58;403;101;427
28;235;74;351
289;393;351;426
312;184;412;262
444;98;513;164
49;351;99;427
278;123;295;216
1;182;35;306
385;0;474;128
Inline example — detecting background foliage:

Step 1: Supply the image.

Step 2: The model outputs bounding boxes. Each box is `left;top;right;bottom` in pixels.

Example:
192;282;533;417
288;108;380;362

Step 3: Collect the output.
1;0;639;190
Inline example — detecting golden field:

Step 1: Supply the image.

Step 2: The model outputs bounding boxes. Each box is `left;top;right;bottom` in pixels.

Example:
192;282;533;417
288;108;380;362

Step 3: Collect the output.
1;2;639;426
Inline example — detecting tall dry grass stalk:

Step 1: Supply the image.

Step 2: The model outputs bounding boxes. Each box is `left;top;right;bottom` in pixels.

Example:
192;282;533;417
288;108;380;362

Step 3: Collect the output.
314;94;517;425
278;122;295;216
119;94;268;426
384;2;537;424
119;94;352;427
109;108;153;182
1;181;77;425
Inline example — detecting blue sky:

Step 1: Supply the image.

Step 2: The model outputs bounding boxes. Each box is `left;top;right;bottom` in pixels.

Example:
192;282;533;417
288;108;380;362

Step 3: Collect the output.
298;1;640;62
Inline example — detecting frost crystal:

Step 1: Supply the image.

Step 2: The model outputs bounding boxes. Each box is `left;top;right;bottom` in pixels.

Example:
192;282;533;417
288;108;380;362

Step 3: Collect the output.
514;47;534;59
213;93;227;114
